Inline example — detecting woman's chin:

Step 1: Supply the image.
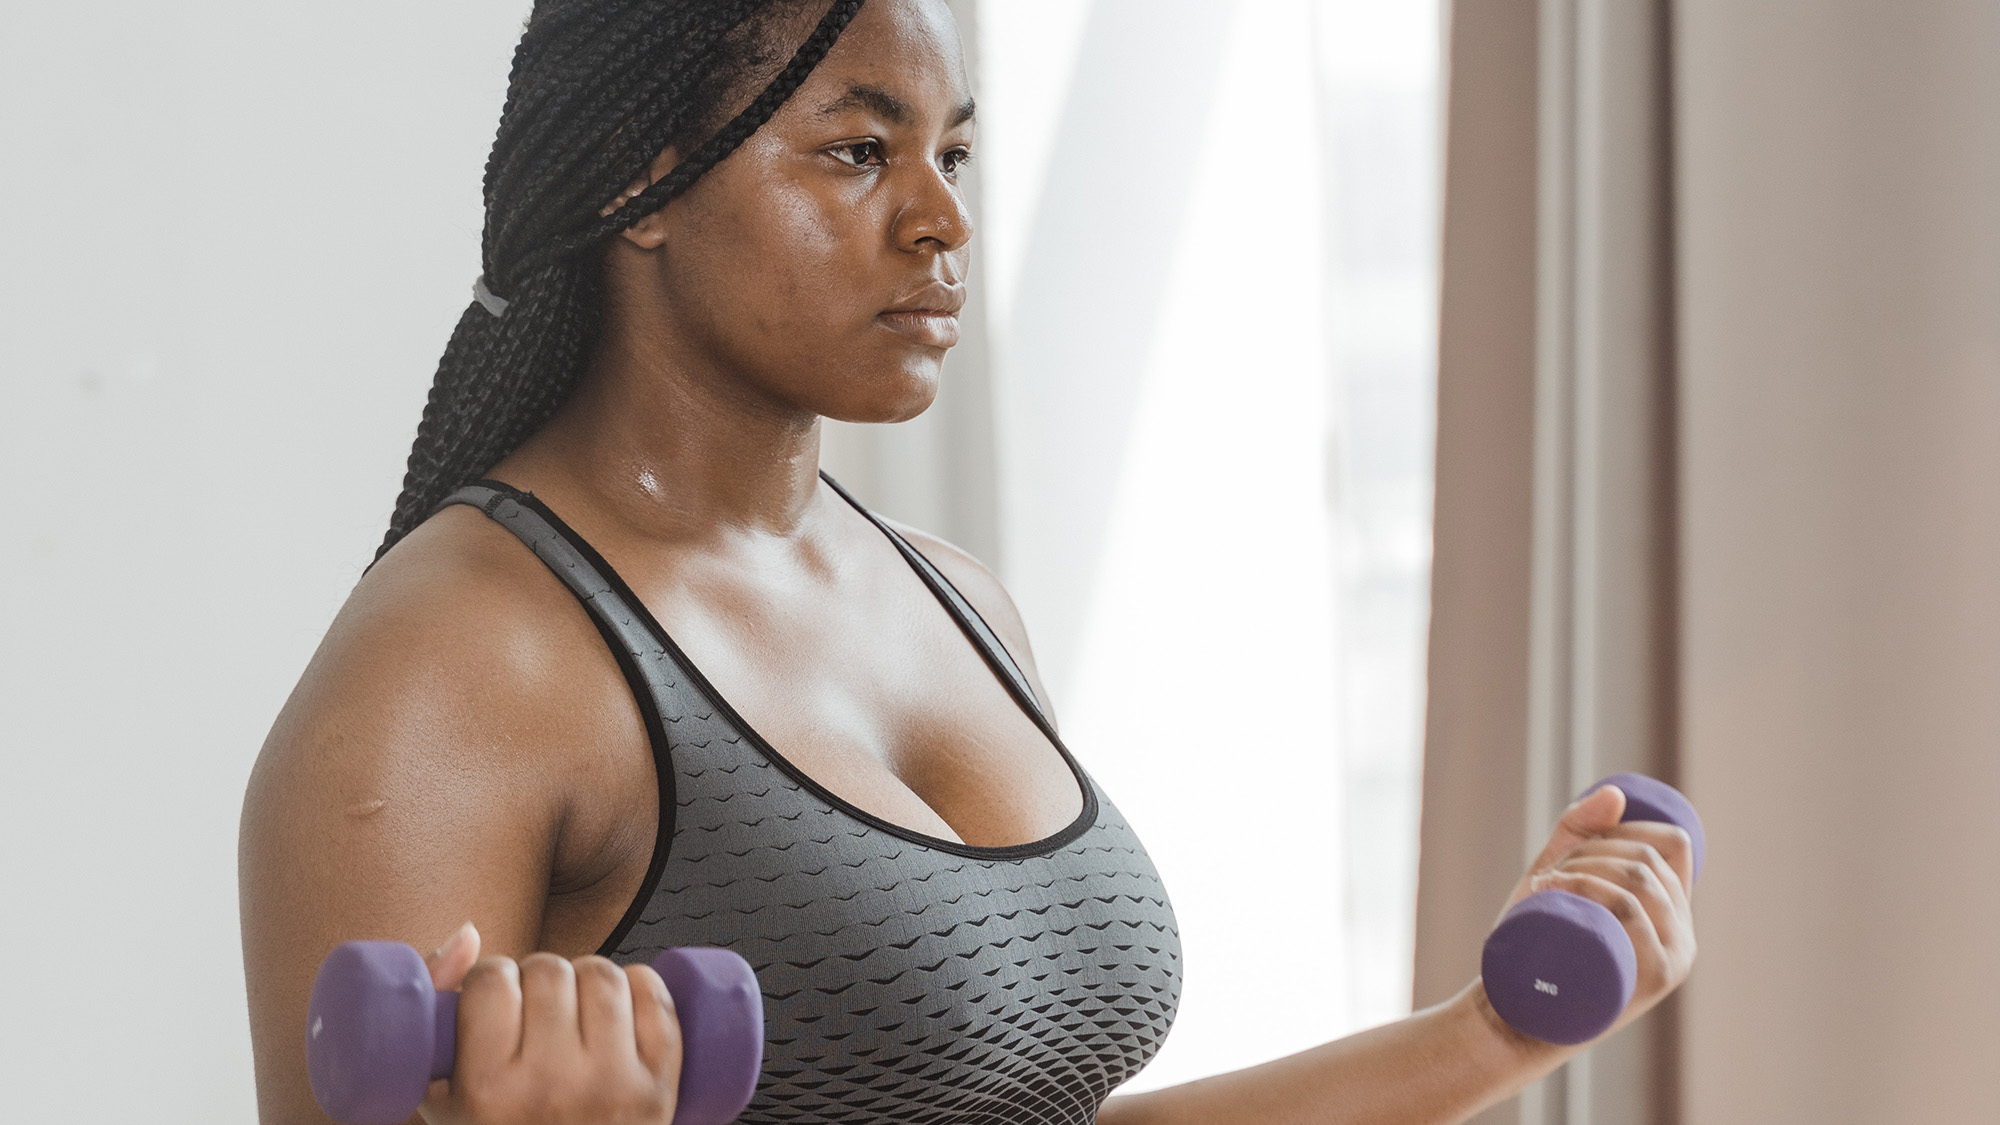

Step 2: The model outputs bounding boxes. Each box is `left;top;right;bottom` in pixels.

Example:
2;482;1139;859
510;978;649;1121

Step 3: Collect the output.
819;372;941;425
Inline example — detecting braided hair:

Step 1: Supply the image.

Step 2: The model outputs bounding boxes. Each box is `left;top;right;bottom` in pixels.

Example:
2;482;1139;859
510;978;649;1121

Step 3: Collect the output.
377;0;868;560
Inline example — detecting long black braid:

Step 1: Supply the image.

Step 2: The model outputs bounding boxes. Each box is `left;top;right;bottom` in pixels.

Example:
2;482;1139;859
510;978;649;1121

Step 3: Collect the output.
377;0;867;560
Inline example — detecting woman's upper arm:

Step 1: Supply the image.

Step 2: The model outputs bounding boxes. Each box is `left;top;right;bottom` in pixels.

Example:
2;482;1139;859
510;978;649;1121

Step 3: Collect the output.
237;535;609;1122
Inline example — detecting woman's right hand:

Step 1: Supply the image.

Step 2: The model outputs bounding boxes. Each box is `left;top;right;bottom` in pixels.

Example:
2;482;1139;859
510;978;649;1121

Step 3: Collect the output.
419;923;684;1125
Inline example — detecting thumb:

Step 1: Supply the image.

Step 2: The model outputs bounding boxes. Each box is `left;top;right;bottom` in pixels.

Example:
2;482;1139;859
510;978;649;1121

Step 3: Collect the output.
1529;784;1627;872
426;921;480;991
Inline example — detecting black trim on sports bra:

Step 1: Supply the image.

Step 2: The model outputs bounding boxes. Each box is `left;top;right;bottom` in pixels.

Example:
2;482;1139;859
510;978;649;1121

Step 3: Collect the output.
764;472;1100;860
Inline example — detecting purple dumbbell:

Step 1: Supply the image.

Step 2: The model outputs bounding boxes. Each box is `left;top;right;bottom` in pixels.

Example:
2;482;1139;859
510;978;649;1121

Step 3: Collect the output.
1481;773;1705;1046
306;943;763;1125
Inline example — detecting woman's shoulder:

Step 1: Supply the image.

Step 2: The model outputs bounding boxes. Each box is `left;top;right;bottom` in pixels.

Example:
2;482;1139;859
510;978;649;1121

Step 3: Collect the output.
324;503;617;717
249;503;638;815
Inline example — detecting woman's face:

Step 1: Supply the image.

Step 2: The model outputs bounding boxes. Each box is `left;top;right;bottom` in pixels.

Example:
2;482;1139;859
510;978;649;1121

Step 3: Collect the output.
612;0;976;425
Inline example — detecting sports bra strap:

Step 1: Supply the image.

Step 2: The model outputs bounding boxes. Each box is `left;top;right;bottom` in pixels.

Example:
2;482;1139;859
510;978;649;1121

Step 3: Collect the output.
431;480;685;952
814;472;1050;729
434;482;676;701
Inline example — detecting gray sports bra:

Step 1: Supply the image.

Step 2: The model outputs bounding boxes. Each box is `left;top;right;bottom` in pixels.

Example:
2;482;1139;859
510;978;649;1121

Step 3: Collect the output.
437;476;1182;1124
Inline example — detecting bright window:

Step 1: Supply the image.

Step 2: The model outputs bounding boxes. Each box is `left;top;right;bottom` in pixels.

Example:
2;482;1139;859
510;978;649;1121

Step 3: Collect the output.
979;0;1440;1088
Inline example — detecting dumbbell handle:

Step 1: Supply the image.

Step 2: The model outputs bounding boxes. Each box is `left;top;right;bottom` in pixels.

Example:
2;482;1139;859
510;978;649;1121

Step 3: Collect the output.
1481;773;1705;1046
307;943;762;1125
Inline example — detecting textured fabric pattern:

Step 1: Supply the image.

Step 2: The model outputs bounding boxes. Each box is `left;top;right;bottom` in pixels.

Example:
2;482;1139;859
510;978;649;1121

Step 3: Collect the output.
439;481;1182;1124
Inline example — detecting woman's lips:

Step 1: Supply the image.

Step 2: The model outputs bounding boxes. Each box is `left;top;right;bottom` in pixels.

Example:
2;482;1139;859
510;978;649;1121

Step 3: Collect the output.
876;309;961;348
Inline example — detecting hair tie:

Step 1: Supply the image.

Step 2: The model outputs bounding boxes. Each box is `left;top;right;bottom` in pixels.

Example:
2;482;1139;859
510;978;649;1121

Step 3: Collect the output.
472;275;511;318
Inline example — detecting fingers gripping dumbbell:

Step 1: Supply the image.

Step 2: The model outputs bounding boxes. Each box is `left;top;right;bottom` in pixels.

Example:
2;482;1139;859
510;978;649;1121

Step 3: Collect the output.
306;942;764;1125
1481;773;1705;1046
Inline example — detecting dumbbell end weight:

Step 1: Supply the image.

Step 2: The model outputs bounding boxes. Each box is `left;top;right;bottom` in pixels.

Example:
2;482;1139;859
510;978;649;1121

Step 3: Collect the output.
1482;891;1637;1046
656;947;765;1125
306;942;763;1125
307;941;449;1125
1587;772;1705;881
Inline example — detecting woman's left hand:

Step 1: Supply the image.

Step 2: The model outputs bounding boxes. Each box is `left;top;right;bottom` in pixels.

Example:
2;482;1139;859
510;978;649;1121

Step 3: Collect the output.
1493;784;1699;1037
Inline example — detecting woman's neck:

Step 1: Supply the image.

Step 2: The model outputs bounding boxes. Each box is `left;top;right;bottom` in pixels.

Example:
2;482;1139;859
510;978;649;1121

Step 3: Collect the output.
500;325;827;547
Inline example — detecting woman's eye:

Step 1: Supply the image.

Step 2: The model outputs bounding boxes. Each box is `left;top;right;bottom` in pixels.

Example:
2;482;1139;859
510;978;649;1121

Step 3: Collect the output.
940;148;974;177
832;141;884;167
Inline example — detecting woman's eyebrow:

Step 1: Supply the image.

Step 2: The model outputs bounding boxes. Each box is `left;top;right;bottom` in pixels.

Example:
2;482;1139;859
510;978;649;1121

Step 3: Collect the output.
815;83;977;128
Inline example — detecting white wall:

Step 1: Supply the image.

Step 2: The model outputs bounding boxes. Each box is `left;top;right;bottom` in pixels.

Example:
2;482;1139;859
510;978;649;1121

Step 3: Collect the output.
0;4;525;1120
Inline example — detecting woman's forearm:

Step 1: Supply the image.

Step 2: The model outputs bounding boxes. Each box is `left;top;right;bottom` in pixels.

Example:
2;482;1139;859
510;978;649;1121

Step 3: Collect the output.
1097;982;1574;1125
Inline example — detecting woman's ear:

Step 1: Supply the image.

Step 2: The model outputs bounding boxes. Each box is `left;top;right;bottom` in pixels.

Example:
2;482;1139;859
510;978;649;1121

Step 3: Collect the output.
605;146;682;250
619;210;672;250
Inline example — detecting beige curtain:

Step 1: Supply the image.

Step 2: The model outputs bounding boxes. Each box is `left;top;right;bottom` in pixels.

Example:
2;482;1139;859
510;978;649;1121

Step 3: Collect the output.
1676;2;2000;1120
1419;0;2000;1121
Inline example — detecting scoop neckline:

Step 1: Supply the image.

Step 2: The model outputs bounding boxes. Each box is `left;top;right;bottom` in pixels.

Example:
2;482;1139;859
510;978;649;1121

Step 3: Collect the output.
483;478;1100;862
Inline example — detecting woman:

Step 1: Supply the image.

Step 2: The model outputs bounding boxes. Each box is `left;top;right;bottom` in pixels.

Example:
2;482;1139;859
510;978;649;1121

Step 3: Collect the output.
239;1;1697;1122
